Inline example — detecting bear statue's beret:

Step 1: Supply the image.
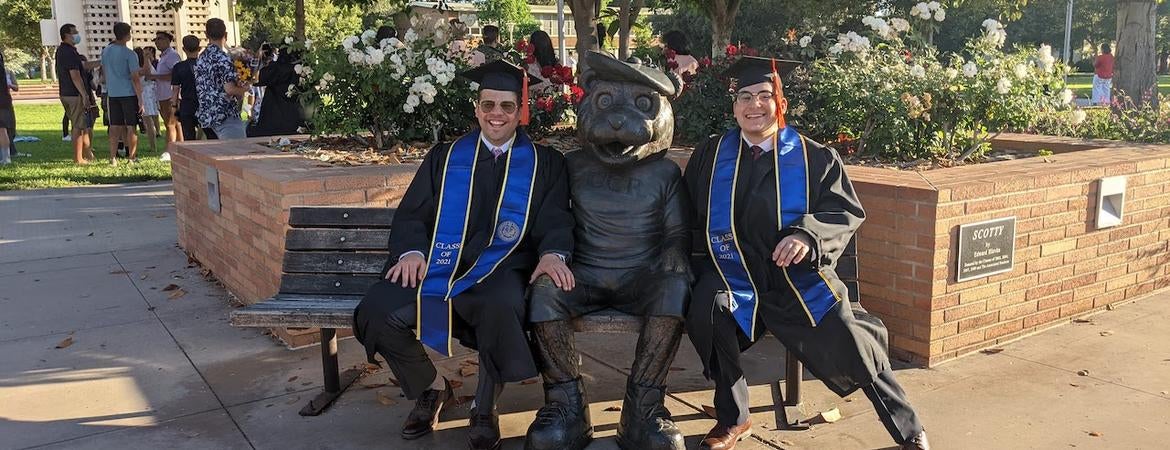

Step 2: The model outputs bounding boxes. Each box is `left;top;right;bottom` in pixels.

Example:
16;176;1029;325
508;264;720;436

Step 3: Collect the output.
583;50;678;98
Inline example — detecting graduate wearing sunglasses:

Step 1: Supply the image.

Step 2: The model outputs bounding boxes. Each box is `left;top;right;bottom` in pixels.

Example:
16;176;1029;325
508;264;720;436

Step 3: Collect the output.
353;60;574;450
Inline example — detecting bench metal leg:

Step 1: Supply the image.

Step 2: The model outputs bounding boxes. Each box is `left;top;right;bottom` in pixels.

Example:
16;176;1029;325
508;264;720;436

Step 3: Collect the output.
299;328;363;416
773;350;812;430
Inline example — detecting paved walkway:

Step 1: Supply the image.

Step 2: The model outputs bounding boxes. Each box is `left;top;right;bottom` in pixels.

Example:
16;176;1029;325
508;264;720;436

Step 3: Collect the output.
1;182;1167;450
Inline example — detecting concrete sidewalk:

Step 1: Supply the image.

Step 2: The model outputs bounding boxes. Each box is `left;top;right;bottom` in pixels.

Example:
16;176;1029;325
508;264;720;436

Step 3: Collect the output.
1;182;1168;450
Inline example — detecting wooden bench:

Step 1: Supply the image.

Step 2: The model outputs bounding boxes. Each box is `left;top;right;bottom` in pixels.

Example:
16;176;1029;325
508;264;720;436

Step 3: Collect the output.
230;206;859;427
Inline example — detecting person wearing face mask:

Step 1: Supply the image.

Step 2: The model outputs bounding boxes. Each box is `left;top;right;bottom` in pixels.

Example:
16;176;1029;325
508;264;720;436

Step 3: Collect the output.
56;23;101;164
351;60;574;450
683;56;930;450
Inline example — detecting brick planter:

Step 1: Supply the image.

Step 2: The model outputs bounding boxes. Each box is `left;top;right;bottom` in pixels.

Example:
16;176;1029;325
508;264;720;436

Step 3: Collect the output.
172;135;1170;362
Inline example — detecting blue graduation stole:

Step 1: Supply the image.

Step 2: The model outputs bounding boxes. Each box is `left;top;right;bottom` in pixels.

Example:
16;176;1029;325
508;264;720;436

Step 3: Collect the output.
416;130;538;356
706;126;842;338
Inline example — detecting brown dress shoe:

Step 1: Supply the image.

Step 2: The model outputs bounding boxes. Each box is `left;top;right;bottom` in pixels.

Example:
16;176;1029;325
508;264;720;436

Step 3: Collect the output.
699;419;752;450
401;378;454;440
901;431;930;450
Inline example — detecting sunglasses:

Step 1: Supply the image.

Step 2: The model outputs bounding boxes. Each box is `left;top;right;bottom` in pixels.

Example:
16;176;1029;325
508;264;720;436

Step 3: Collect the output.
478;100;518;114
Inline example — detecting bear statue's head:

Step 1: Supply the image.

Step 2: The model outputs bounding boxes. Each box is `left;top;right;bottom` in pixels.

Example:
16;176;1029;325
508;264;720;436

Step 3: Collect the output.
577;51;680;166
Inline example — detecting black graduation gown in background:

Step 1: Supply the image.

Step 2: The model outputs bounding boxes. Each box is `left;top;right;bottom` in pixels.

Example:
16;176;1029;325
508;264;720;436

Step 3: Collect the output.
684;132;889;396
247;61;305;137
355;133;574;384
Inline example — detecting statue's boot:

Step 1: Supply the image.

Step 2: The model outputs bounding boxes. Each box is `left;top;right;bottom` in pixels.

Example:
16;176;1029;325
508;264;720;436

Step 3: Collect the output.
524;378;593;450
615;380;685;450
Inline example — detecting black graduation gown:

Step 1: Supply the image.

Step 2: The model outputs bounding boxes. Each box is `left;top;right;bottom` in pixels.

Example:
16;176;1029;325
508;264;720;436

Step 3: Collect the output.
247;61;305;137
356;132;574;379
684;132;889;396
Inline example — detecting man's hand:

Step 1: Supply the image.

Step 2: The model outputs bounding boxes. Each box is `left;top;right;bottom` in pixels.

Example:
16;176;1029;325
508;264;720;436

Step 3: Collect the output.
772;233;814;268
137;100;145;115
385;252;426;288
530;253;574;291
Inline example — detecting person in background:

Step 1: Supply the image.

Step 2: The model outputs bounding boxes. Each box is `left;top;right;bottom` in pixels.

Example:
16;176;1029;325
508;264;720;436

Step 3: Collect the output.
135;47;161;154
662;30;699;80
470;25;504;66
58;23;101;164
376;25;397;43
247;44;305;137
448;19;472;62
171;35;205;141
1092;43;1114;106
195;18;250;139
525;30;560;93
0;49;17;164
101;21;144;165
147;31;181;146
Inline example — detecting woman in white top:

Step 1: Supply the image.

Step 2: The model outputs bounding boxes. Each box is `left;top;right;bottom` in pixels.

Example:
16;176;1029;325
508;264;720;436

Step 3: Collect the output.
662;31;699;82
135;47;160;155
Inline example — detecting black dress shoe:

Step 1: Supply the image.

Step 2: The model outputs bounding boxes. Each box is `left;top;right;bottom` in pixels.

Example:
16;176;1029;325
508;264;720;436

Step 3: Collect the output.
615;381;684;450
468;408;501;450
524;378;593;450
901;431;930;450
401;378;453;440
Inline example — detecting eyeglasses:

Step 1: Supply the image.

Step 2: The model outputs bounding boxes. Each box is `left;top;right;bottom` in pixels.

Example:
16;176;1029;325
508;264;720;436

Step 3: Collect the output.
734;90;776;104
478;100;518;114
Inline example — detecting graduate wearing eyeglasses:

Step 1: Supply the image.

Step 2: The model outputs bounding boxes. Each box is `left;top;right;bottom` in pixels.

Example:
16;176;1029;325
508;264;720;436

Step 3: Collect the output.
683;57;929;450
353;60;574;450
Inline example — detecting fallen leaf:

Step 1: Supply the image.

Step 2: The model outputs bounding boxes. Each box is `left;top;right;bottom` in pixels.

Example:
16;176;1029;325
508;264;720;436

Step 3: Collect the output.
520;379;538;385
55;336;74;349
448;380;463;389
1088;431;1102;437
162;284;181;291
1077;369;1091;376
818;408;842;423
1099;331;1114;337
87;232;94;237
1106;304;1116;311
168;289;187;300
285;395;301;405
288;376;299;382
1072;319;1093;324
702;404;717;419
376;390;398;406
604;406;622;412
981;348;1005;355
1069;383;1081;387
301;382;312;386
140;274;148;280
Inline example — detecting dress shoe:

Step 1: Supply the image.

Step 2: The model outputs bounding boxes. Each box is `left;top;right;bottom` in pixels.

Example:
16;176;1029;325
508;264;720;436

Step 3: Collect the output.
400;378;453;440
901;431;930;450
467;407;501;450
699;419;753;450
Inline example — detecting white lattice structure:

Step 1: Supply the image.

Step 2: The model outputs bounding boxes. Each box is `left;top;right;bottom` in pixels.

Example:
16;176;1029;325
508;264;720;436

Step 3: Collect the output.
49;0;238;60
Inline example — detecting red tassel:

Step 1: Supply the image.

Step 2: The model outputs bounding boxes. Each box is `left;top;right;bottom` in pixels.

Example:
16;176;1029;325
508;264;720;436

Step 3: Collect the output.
520;75;530;126
772;59;786;130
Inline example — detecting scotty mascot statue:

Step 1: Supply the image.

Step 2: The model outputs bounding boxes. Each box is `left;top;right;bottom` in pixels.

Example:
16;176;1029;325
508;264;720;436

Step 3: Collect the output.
525;51;691;450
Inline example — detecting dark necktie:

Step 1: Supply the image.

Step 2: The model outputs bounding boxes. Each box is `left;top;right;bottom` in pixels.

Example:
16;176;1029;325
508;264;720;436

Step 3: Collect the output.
750;145;763;161
491;147;504;161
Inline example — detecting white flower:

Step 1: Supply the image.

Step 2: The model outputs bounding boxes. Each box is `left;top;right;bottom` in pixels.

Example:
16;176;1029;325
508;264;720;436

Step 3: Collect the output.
934;9;946;21
891;18;911;32
390;53;403;66
389;37;403;48
342;36;359;50
928;1;941;11
286;85;296;96
361;29;376;44
1060;88;1074;105
829;43;844;55
296;126;307;133
285;36;294;45
304;39;313;49
404;29;418;43
982;19;1001;31
962;61;978;77
1037;44;1056;73
322;72;335;82
1013;64;1029;79
799;36;812;48
1071;109;1087;125
403;103;415;113
348;51;365;65
996;77;1012;94
469;81;479;90
944;67;959;79
909;64;926;78
293;64;304;75
406;94;420;107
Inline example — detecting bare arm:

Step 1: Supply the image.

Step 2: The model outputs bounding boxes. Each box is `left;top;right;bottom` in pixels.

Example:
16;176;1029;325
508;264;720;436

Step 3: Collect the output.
68;70;90;106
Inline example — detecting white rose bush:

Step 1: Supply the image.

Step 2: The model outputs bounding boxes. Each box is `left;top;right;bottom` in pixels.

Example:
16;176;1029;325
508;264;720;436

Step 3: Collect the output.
796;10;1072;161
292;17;478;149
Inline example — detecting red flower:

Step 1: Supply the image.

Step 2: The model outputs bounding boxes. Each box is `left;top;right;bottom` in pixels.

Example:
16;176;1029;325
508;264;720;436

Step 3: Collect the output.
536;96;555;112
725;44;738;57
515;39;529;52
525;54;536;64
558;66;573;82
541;66;556;78
699;57;712;67
569;85;585;104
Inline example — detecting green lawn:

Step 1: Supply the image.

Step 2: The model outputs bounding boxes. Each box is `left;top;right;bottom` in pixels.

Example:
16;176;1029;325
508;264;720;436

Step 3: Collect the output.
1066;73;1170;98
0;103;172;191
16;78;56;86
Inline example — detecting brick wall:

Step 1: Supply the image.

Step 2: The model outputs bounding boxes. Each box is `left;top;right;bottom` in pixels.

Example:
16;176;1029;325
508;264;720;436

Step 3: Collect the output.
849;135;1170;366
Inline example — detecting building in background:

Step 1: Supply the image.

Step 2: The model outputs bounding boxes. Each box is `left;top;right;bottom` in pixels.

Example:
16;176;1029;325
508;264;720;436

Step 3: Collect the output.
42;0;239;61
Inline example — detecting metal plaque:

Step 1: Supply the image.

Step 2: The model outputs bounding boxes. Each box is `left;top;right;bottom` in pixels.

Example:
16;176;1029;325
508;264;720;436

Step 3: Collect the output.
956;216;1016;282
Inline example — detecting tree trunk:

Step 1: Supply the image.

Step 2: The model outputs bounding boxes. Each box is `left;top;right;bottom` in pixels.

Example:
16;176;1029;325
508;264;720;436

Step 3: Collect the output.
708;0;741;57
40;48;48;82
617;0;644;60
1114;0;1158;107
568;0;600;75
295;0;307;40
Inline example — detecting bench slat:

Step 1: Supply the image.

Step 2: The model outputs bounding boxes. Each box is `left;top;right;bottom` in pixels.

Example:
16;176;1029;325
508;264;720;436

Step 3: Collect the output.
231;299;359;328
289;207;395;228
283;251;388;274
285;229;392;251
279;274;381;296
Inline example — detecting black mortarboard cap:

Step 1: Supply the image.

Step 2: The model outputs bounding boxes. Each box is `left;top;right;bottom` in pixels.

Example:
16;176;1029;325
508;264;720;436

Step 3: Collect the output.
722;56;800;89
459;59;542;93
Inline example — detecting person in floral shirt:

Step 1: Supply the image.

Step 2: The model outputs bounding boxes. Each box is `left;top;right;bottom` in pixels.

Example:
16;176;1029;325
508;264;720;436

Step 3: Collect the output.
195;18;251;139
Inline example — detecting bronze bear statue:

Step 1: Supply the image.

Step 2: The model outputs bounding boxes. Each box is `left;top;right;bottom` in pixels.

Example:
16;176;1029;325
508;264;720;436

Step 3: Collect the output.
525;51;689;450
